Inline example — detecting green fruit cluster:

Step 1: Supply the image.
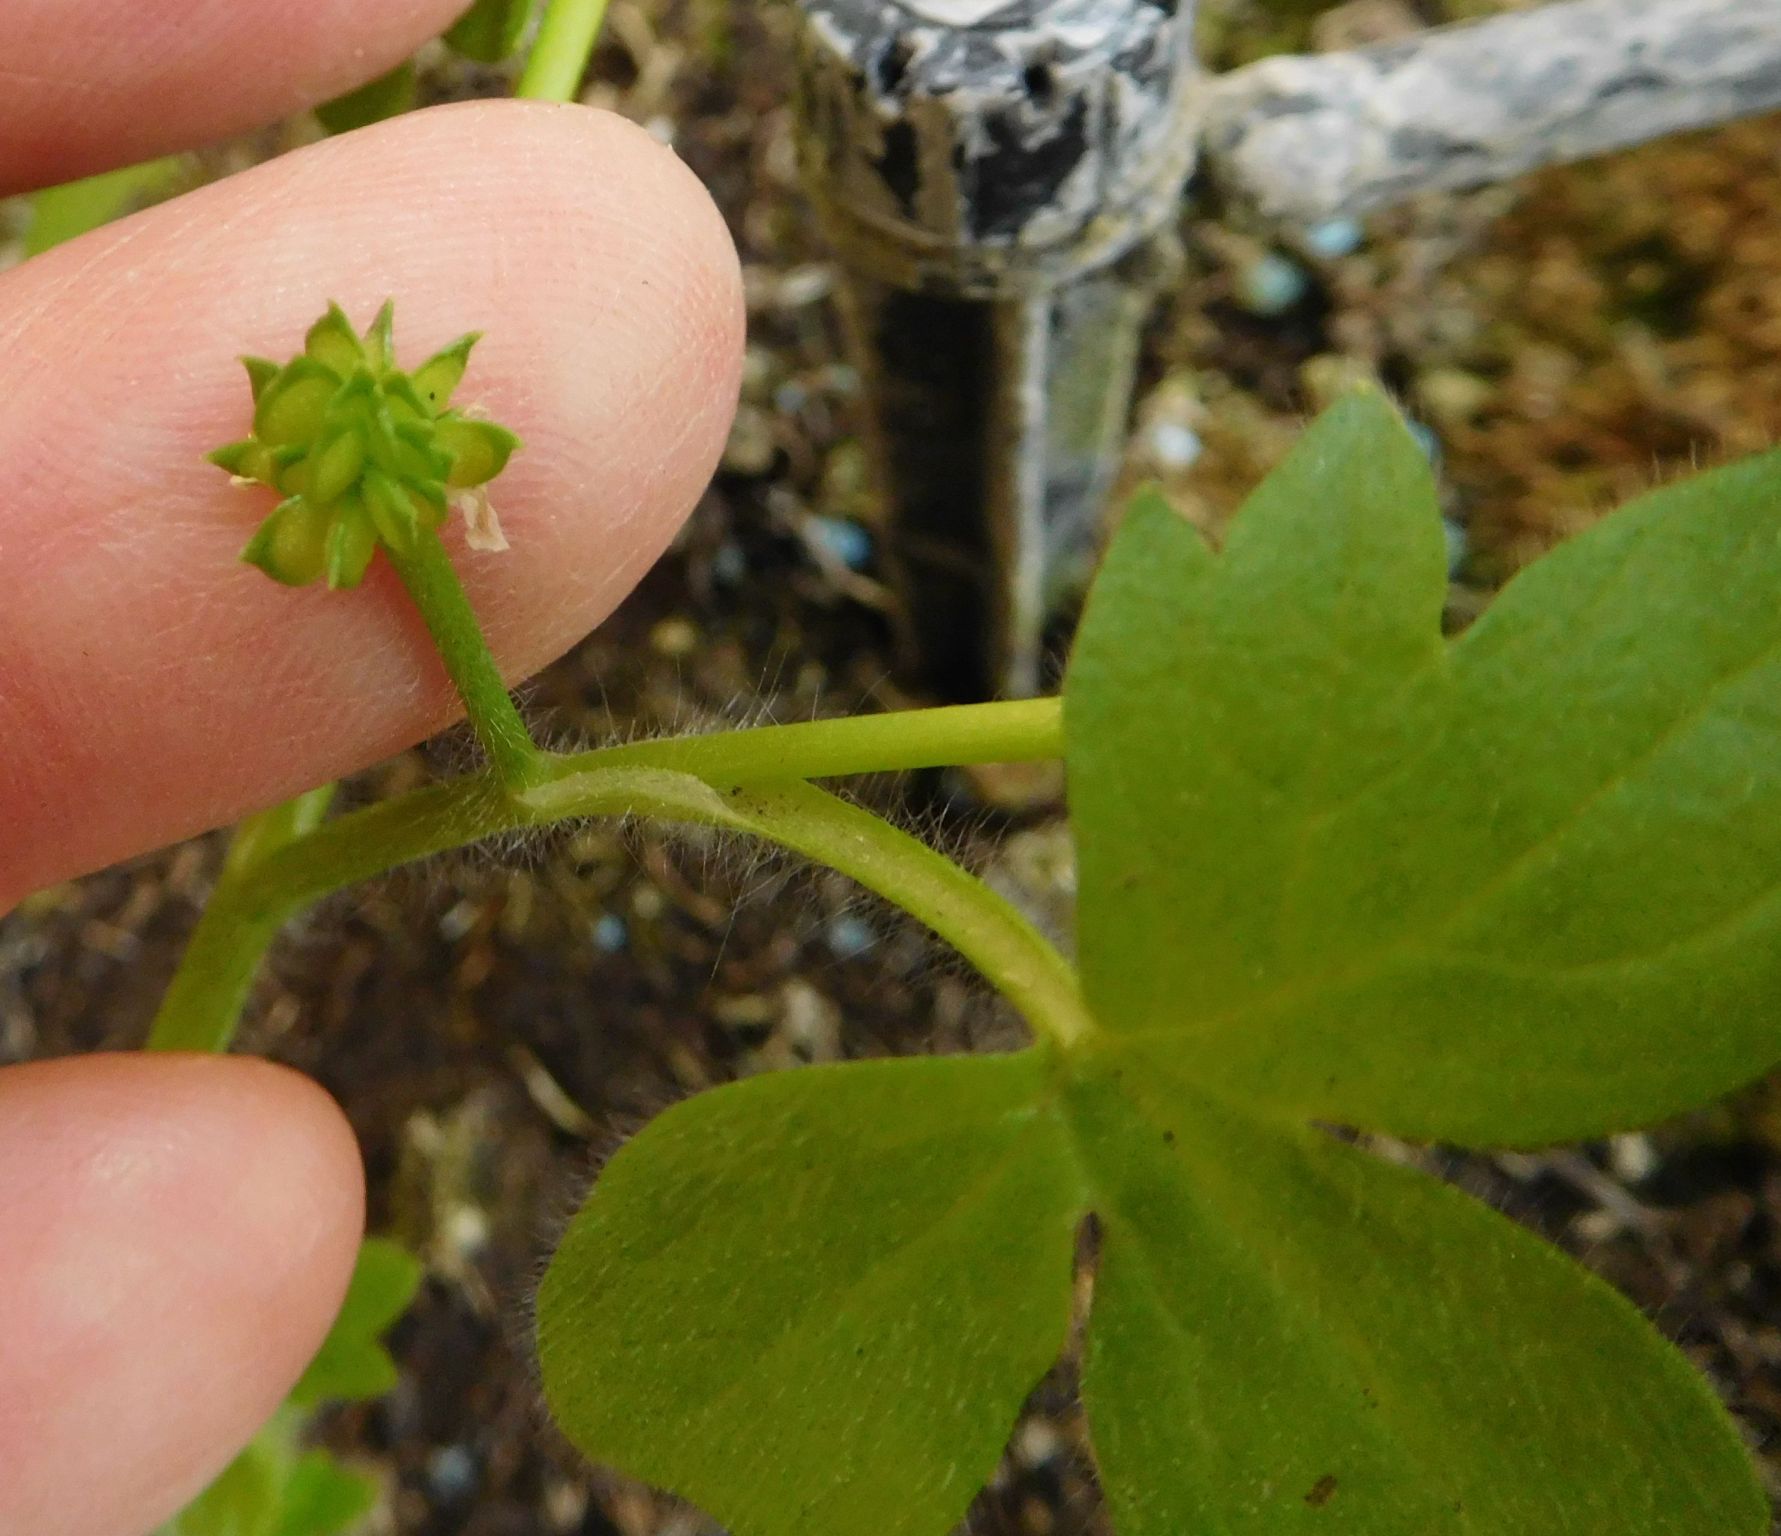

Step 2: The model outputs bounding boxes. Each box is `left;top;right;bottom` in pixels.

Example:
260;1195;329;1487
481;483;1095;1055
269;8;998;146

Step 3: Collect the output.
212;300;519;589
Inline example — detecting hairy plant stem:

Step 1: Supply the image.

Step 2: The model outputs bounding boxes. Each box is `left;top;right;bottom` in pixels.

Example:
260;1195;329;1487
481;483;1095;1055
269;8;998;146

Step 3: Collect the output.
552;696;1064;784
150;522;548;1047
384;530;543;791
526;772;1096;1051
147;696;1087;1056
516;0;614;102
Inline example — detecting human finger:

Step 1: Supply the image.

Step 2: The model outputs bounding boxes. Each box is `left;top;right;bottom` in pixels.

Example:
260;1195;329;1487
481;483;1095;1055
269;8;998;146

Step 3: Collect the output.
0;1052;366;1536
0;101;745;911
0;0;474;193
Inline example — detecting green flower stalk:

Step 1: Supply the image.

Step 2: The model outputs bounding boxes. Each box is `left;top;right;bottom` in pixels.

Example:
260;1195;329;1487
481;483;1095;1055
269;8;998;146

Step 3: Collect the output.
212;300;520;589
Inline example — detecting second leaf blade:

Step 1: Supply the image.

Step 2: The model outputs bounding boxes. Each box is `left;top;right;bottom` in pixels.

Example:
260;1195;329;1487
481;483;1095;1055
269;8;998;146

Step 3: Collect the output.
536;1051;1084;1536
1067;1063;1766;1534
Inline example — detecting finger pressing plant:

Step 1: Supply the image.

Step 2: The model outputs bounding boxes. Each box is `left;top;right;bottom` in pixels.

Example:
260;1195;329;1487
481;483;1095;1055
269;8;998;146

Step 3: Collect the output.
157;1240;421;1536
135;297;1781;1535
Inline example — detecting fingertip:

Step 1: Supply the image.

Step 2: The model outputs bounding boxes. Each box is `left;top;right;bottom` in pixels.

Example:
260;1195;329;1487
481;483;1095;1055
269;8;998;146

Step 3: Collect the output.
0;0;473;192
0;101;746;903
0;1053;365;1536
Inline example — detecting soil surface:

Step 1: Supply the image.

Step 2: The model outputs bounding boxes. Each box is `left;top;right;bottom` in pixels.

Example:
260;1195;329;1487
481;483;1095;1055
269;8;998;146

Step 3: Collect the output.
4;2;1781;1532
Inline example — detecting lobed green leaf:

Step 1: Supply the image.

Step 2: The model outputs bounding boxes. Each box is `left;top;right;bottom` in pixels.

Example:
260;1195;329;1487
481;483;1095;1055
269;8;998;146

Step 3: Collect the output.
291;1237;423;1406
536;1051;1082;1536
1065;1059;1765;1535
1066;394;1781;1144
533;397;1778;1536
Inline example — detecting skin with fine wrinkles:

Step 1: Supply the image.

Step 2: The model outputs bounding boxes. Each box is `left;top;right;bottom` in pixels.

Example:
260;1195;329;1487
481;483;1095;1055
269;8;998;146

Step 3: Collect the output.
0;1055;366;1536
0;0;472;191
0;101;745;913
0;7;746;1532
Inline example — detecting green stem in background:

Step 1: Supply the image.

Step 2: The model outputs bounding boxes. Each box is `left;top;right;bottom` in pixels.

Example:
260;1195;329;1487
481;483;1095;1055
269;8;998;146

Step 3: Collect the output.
516;0;613;101
146;785;338;1052
384;530;543;791
219;784;339;878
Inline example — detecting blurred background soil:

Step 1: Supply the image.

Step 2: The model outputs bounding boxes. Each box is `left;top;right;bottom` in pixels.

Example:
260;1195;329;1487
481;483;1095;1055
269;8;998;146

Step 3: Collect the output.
4;0;1781;1530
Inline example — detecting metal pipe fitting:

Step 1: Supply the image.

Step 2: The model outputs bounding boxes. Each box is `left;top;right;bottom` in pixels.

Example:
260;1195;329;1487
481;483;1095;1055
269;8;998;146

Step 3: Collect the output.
793;0;1200;698
1203;0;1781;228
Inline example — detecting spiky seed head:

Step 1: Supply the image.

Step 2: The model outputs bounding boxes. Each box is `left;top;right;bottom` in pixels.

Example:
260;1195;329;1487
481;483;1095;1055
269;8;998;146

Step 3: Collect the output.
211;300;522;589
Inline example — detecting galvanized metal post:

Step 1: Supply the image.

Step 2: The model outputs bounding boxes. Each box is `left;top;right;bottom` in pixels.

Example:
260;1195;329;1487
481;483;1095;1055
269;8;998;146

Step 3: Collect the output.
792;0;1200;699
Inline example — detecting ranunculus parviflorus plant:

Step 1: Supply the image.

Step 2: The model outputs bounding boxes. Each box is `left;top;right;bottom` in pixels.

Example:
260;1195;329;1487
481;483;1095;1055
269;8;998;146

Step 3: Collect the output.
149;303;1781;1535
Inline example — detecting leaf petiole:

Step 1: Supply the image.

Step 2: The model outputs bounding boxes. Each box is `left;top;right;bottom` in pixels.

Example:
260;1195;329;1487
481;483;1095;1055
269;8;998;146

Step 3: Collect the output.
145;784;338;1052
151;723;1088;1055
551;695;1064;785
525;771;1097;1050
